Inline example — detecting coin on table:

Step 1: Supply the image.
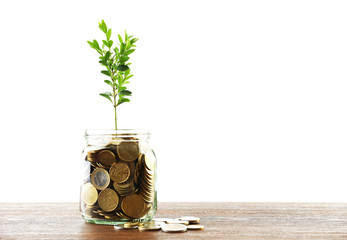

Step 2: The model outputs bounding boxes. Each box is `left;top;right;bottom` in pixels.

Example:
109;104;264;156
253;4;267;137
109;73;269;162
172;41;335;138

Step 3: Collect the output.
138;223;161;231
81;183;98;205
117;141;140;162
98;150;116;166
109;162;130;183
124;222;140;228
98;188;119;212
161;223;187;233
187;224;204;230
153;218;174;223
114;223;138;230
121;194;146;219
166;219;189;225
91;168;110;190
178;216;200;224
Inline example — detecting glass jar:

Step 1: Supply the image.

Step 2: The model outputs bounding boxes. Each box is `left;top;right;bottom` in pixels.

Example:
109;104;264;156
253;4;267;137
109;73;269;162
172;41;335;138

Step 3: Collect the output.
80;129;157;225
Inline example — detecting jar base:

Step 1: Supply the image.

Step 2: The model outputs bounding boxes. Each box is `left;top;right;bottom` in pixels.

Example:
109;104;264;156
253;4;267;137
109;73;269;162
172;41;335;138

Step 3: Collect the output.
82;215;154;225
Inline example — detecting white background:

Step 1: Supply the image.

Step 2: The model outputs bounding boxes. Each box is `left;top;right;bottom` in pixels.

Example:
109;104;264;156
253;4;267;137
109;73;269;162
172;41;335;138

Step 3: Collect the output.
0;0;347;202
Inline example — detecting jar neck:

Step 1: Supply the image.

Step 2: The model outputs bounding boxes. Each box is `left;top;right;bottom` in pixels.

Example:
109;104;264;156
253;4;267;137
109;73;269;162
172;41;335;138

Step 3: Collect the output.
85;129;151;147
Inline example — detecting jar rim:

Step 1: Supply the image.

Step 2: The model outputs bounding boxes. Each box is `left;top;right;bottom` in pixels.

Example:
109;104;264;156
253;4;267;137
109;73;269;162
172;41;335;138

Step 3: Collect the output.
85;129;151;137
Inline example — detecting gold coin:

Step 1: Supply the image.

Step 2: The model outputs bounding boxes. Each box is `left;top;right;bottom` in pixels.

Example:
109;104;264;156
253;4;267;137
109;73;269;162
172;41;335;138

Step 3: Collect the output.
87;150;99;162
178;216;200;224
144;150;156;170
138;223;161;231
121;194;146;219
98;188;119;212
91;168;110;190
109;162;130;183
98;150;116;166
117;141;140;162
187;224;204;230
114;223;138;230
81;183;98;205
124;222;140;228
161;223;187;233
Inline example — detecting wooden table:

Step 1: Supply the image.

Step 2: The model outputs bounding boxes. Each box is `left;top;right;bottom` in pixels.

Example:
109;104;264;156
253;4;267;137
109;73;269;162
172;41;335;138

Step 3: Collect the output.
1;202;347;239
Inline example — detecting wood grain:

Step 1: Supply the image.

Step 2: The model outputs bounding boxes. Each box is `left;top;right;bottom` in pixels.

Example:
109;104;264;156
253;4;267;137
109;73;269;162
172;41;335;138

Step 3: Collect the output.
1;202;347;239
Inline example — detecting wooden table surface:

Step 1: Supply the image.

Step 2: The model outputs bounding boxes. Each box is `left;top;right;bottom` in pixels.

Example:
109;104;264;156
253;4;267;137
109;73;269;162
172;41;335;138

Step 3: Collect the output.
1;202;347;239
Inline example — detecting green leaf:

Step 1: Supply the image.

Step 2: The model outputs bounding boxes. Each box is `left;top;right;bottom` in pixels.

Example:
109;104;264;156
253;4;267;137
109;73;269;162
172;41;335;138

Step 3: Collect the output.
114;47;119;55
124;49;135;56
120;43;125;54
104;91;113;96
125;74;133;80
126;39;130;50
87;41;94;48
120;56;129;63
117;65;129;71
102;40;109;47
117;97;130;106
99;20;107;33
121;98;131;102
104;51;111;60
108;40;113;48
107;29;112;40
119;90;132;96
99;60;108;66
123;81;130;84
119;86;127;91
104;80;113;87
118;34;123;43
93;40;100;50
125;30;128;42
130;38;138;44
125;68;130;76
117;74;123;84
101;70;110;76
99;93;113;103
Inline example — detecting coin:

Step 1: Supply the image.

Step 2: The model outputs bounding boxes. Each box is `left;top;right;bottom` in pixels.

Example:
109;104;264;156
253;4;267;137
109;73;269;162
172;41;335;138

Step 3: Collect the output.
144;150;156;171
153;218;174;223
117;141;140;162
91;168;110;190
98;150;116;166
138;223;161;231
114;223;138;230
121;194;146;219
178;216;200;224
166;219;189;225
161;223;187;233
109;162;130;183
87;150;99;162
187;224;204;230
98;188;119;212
124;222;140;228
81;183;98;205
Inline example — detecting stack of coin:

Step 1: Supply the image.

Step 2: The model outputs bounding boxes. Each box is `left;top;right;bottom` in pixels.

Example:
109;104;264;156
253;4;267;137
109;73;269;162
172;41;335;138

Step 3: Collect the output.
138;153;155;203
82;138;156;221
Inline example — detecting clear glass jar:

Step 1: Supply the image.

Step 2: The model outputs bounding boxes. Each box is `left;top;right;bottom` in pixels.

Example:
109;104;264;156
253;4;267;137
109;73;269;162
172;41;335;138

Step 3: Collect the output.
80;129;157;225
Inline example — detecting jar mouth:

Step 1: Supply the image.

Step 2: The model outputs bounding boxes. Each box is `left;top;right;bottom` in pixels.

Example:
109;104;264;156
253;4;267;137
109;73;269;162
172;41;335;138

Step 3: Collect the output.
85;129;151;137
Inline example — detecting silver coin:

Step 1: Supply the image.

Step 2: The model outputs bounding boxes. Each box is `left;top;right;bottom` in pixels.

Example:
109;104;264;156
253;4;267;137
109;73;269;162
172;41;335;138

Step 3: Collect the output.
166;219;189;225
91;168;110;190
161;223;187;233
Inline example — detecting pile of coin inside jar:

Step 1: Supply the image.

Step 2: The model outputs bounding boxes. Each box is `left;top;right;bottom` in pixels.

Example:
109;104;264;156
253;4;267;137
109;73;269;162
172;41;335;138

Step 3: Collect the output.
114;216;204;232
80;138;156;222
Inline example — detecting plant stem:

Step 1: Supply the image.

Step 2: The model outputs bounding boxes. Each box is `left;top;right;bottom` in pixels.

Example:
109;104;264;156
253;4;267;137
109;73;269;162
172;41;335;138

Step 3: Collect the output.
114;103;117;130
